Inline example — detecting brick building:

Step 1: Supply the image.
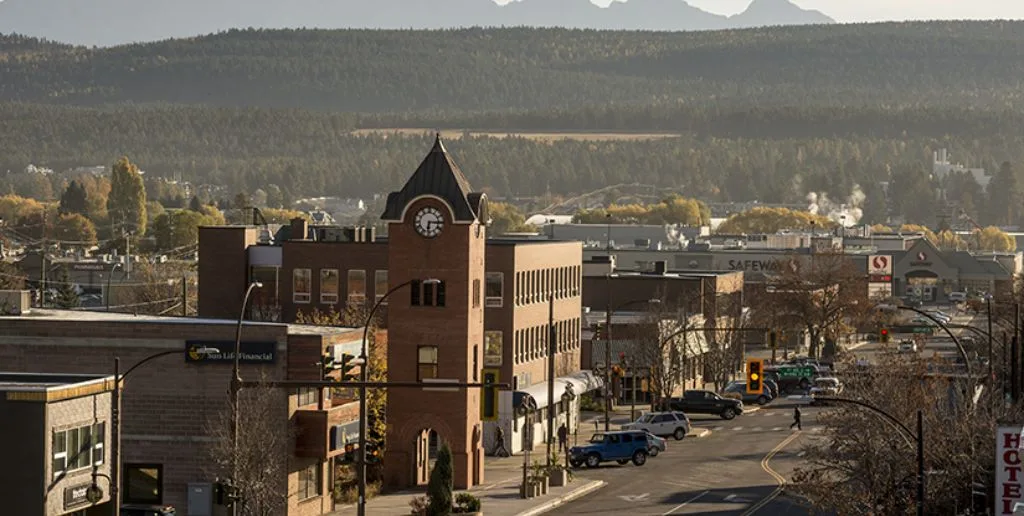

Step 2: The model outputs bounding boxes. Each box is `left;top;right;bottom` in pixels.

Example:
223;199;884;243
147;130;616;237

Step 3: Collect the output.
196;138;591;464
0;372;115;516
0;307;364;516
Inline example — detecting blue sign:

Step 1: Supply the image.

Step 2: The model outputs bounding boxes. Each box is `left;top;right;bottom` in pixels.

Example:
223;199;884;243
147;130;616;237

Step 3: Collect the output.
184;340;277;364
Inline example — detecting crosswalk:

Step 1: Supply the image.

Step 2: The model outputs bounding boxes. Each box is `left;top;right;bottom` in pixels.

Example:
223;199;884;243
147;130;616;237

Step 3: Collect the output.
710;425;822;434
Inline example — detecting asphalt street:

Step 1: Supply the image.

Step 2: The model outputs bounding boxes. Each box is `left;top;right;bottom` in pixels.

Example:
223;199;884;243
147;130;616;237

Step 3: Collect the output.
552;400;823;516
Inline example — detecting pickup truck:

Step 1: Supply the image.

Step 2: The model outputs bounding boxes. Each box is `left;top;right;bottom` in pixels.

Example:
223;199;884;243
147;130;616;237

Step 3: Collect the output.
664;390;744;420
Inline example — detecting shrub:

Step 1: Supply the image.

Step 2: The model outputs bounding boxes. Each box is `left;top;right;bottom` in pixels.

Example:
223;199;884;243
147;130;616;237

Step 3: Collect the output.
409;495;430;515
427;443;454;515
453;493;481;513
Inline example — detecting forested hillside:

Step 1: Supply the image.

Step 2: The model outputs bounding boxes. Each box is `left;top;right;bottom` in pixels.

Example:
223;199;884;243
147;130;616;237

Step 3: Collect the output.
1;22;1024;112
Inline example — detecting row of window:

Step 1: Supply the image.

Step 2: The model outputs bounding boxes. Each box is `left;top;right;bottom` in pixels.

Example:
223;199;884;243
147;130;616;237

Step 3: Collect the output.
52;422;105;480
514;266;581;306
109;462;321;506
293;269;388;305
513;318;582;365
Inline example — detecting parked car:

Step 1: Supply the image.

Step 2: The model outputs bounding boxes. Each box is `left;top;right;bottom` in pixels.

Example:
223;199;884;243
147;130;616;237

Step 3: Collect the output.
121;505;176;516
949;292;967;302
809;376;843;396
569;430;651;468
763;378;780;399
898;340;918;353
923;311;951;323
644;432;667;457
665;390;744;420
723;381;773;405
621;411;691;440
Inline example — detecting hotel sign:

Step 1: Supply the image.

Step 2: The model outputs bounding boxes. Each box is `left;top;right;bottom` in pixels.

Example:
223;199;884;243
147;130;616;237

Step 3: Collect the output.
996;426;1024;515
185;340;277;364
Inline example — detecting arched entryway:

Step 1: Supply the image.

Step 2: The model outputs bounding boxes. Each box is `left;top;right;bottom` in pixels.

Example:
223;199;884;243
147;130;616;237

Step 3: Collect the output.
904;270;940;302
413;429;440;486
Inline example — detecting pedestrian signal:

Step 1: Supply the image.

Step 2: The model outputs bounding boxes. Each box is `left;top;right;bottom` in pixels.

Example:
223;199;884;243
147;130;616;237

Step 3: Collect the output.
746;358;763;395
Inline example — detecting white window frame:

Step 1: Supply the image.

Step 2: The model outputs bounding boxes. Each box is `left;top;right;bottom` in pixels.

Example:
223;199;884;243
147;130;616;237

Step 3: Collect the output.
320;269;339;305
485;272;504;308
293;268;311;304
374;270;389;304
347;269;367;305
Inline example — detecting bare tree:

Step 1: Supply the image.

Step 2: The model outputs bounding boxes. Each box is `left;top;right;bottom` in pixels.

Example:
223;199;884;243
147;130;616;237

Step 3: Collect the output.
625;306;687;407
114;261;195;315
759;251;868;359
792;352;1023;513
205;378;290;516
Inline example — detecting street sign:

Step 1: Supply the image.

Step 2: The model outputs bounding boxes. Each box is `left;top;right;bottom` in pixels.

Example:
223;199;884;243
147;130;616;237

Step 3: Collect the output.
868;255;893;275
775;366;814;378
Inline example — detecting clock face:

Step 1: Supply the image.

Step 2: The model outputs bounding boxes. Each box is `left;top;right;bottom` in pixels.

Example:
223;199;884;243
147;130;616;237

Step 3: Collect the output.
414;206;444;238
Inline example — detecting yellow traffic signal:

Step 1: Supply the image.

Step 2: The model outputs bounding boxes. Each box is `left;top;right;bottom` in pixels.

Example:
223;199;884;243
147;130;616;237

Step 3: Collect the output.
746;358;764;395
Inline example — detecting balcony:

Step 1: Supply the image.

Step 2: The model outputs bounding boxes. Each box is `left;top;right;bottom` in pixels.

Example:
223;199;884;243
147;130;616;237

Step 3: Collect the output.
293;398;360;459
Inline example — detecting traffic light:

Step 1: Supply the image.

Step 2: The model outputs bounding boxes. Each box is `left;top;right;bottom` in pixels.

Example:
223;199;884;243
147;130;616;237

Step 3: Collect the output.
769;331;778;349
880;328;890;344
214;479;237;506
339;353;359;382
343;443;356;463
366;443;381;464
321;353;336;379
481;369;499;421
746;358;763;395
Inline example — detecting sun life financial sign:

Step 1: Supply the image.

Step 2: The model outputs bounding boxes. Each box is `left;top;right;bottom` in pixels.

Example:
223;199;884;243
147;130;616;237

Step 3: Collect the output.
996;426;1024;515
185;340;277;364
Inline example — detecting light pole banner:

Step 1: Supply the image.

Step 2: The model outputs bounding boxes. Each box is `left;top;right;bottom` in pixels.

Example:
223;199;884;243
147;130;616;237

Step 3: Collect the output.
996;426;1024;515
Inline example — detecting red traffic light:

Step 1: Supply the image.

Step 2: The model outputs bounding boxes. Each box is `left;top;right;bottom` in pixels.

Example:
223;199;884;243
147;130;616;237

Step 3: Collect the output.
881;329;889;336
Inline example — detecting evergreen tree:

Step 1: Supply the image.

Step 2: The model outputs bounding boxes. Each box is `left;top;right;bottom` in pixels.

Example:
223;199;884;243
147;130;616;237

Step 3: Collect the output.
58;180;88;215
107;156;148;235
986;161;1020;226
427;443;454;515
53;266;79;309
188;195;202;212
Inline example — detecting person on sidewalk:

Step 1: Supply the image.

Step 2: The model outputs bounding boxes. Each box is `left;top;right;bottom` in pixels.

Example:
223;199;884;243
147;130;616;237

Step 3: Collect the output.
557;422;568;452
493;425;510;457
790;406;802;431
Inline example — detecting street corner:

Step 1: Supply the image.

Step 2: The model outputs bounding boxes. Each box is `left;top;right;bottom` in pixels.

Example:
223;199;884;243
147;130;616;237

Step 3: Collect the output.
515;480;607;516
689;427;712;438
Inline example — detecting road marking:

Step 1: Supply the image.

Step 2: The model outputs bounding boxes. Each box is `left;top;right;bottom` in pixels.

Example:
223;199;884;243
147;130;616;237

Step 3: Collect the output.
619;493;650;502
753;427;763;431
732;427;744;431
740;431;801;516
662;490;710;515
771;427;783;431
725;494;753;503
797;451;806;457
713;426;725;431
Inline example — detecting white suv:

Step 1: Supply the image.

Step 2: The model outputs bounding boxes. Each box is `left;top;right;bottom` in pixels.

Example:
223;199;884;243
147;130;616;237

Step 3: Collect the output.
621;411;691;440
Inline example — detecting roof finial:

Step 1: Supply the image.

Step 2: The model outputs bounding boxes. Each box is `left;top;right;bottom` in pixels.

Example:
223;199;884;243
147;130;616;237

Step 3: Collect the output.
432;131;446;153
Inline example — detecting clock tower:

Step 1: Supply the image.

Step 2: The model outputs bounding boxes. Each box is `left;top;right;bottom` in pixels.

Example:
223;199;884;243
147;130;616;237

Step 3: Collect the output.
380;135;489;489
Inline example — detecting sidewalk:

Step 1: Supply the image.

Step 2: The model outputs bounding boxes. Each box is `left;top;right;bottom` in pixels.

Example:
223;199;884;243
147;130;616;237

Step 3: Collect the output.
328;455;605;516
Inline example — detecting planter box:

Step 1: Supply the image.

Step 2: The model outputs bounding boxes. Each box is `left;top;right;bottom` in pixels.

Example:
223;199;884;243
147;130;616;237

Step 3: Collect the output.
539;476;549;495
549;469;569;487
521;482;541;499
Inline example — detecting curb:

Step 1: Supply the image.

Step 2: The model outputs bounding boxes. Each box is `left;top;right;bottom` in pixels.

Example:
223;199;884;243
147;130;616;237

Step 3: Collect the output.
515;480;607;516
690;428;712;438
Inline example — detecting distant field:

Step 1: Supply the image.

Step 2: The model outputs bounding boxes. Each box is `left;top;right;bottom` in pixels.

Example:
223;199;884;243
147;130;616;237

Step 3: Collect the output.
350;128;681;142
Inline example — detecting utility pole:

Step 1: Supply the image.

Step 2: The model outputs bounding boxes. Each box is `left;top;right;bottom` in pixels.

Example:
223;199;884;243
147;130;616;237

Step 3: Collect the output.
546;295;555;466
124;230;132;279
182;276;188;317
604;273;613;432
40;209;47;308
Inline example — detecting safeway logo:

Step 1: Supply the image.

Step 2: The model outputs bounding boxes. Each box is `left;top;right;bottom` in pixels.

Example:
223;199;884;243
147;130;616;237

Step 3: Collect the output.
917;252;927;261
868;255;892;275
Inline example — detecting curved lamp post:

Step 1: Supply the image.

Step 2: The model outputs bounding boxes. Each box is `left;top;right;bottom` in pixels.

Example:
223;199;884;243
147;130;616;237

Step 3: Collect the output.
356;278;439;516
602;296;660;430
880;305;974;388
229;281;262;516
106;263;124;312
111;346;220;516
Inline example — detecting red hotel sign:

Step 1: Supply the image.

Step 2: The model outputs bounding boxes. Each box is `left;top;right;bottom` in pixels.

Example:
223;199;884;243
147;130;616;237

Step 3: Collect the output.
997;426;1024;514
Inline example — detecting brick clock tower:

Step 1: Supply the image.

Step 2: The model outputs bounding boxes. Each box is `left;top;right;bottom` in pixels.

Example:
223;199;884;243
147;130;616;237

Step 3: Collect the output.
380;136;489;489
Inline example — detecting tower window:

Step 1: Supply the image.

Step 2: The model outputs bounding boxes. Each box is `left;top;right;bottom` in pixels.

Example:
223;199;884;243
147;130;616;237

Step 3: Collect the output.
472;279;481;308
423;281;435;306
435;281;446;307
418;346;439;381
411;280;421;306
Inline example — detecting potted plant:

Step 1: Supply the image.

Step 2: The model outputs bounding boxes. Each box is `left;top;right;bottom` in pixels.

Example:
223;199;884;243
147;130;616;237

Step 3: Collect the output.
453;492;482;515
529;460;550;495
545;451;571;487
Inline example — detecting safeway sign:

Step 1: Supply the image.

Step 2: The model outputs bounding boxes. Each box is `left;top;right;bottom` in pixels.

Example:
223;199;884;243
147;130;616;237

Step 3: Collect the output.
868;255;892;275
996;426;1024;514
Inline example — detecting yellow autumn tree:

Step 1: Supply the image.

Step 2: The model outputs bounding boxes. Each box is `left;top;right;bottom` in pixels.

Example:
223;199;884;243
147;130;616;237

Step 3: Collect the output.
716;207;833;234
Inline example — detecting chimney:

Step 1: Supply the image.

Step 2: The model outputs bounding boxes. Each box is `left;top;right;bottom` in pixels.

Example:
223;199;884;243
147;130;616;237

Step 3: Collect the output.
289;217;308;241
366;226;377;242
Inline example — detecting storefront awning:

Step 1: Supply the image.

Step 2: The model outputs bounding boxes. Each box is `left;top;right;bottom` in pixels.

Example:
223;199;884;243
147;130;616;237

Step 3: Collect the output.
512;371;603;411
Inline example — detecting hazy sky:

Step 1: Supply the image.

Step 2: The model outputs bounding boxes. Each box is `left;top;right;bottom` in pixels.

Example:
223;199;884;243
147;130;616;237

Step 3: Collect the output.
495;0;1024;22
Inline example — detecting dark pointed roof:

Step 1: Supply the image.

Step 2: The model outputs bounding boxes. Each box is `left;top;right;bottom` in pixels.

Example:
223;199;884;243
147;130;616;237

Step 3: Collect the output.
381;135;483;223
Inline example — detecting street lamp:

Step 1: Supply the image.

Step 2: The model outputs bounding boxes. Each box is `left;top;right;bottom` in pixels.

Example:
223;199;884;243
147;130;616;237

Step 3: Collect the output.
561;385;576;465
230;281;262;516
878;304;974;387
106;263;124;312
357;278;439;516
602;295;660;430
110;346;220;516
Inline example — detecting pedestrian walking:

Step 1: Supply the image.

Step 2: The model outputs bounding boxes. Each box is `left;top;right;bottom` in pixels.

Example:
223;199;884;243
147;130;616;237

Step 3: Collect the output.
557;422;568;452
493;425;510;457
790;406;802;431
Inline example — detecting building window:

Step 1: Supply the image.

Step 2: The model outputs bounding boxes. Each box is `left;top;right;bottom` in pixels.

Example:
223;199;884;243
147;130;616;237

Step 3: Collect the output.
418;346;439;381
347;270;366;305
472;279;481;308
52;422;105;479
124;464;163;504
419;281;446;307
411;280;421;306
296;387;318;407
485;272;503;307
484;331;503;366
293;269;311;303
375;270;389;303
298;462;322;501
320;269;339;305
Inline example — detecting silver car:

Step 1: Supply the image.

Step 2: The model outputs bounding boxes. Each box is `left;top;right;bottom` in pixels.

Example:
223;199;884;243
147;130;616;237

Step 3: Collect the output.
621;411;691;441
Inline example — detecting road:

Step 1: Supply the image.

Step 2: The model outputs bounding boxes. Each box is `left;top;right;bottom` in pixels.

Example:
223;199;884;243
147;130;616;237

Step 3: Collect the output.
553;400;823;516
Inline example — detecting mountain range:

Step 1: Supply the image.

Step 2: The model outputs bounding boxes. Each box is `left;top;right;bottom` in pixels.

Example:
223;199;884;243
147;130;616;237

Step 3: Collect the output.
0;0;833;47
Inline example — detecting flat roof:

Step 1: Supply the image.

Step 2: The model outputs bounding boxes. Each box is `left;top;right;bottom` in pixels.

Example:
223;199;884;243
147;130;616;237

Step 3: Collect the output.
607;271;739;279
486;238;579;246
0;372;113;392
0;309;361;336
